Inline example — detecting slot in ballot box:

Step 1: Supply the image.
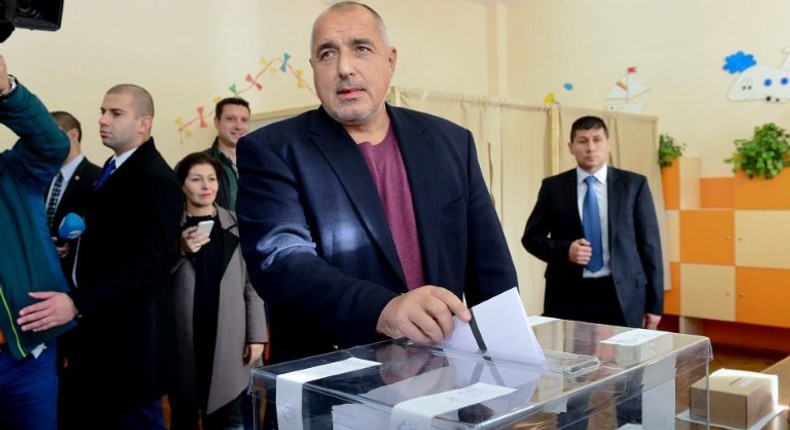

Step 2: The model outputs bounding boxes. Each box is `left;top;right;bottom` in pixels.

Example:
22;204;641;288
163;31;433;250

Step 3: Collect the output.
249;319;712;429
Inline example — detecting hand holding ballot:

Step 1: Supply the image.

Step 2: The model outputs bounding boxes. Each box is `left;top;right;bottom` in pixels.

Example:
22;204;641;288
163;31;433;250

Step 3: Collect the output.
376;285;472;343
441;288;545;364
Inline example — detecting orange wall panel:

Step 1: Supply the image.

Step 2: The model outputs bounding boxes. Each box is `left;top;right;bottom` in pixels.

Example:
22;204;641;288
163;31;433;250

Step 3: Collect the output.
734;169;790;209
735;267;790;328
661;162;680;210
679;210;734;265
664;262;681;315
699;177;734;209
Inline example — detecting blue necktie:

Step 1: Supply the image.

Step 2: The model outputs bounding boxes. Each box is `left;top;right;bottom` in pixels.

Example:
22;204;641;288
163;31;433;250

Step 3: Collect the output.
94;159;116;190
583;175;603;272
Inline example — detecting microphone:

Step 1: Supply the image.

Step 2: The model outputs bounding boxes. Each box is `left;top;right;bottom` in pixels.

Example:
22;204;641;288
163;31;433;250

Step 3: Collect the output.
57;212;86;242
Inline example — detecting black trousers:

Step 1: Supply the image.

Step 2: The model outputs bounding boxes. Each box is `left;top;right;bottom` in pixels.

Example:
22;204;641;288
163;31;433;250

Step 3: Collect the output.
557;276;643;429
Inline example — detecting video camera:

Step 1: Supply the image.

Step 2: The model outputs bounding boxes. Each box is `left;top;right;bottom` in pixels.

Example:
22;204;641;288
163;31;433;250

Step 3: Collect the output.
0;0;64;42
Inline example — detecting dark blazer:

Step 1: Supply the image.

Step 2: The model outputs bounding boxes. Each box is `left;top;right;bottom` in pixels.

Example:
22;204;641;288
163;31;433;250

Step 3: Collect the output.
521;167;663;328
49;157;101;237
237;105;518;363
49;156;101;285
66;139;183;409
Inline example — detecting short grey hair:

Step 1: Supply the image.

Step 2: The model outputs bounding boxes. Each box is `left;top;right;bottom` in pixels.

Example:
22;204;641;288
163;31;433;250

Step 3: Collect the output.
310;1;391;54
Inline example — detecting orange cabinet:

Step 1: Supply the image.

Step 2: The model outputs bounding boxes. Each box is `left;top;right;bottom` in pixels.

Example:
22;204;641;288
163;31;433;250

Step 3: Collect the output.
660;157;700;211
734;169;790;210
663;262;681;315
661;161;680;210
664;159;790;346
665;210;680;263
680;263;735;321
699;177;734;209
735;211;790;269
679;210;734;265
735;267;790;328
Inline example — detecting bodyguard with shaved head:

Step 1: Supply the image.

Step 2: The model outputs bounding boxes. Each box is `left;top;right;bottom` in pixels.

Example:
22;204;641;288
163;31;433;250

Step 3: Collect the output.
20;83;183;428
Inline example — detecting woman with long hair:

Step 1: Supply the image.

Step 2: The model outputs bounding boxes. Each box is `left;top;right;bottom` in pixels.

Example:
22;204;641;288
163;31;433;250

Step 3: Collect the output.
170;152;266;430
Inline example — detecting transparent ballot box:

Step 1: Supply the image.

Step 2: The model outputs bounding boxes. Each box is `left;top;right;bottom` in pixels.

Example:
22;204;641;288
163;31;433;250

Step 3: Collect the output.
249;319;712;429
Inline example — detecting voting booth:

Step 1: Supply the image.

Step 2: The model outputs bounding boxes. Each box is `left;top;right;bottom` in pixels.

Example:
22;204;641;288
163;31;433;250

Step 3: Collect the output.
249;318;712;429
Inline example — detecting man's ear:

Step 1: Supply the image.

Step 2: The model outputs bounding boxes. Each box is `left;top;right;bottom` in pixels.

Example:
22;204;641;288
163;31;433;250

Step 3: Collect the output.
388;47;398;74
67;128;80;143
138;115;153;135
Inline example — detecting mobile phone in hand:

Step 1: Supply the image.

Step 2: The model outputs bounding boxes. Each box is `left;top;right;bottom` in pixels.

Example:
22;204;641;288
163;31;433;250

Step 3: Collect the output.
196;220;214;235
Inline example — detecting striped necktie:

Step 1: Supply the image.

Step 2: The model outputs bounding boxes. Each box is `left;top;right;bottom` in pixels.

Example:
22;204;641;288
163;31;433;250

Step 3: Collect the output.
47;172;64;228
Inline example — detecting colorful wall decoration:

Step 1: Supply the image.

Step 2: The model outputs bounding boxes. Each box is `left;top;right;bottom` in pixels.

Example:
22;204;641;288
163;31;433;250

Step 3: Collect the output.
605;66;650;114
175;53;315;144
724;48;790;103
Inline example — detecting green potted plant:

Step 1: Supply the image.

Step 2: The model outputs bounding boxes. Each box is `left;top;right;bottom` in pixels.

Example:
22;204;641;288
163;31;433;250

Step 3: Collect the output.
725;123;790;179
658;133;685;168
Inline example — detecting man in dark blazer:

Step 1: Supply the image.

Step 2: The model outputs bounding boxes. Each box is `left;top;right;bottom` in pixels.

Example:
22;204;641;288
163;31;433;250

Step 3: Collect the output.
46;111;101;285
522;116;663;330
19;84;182;429
236;2;518;365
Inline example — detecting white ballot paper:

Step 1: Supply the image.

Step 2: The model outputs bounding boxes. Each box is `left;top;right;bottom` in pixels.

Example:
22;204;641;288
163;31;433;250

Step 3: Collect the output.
600;328;669;346
440;287;545;364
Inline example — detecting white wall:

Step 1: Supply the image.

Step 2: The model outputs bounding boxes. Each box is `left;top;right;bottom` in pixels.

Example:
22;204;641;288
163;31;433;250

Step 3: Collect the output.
505;0;790;177
0;0;490;166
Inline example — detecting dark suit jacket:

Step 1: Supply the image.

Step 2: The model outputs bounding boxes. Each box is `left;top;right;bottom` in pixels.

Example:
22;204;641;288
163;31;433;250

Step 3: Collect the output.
521;167;663;328
237;105;518;363
66;139;183;408
49;157;101;285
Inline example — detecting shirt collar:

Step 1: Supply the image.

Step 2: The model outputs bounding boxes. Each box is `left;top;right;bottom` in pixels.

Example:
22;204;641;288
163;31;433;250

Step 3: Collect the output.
60;154;84;178
576;164;608;185
112;146;138;169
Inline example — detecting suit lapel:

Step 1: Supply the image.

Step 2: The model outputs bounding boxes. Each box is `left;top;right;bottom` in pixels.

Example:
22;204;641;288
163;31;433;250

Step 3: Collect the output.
99;140;155;192
308;108;405;285
562;169;583;233
55;159;87;219
389;107;440;282
218;209;239;273
607;167;621;245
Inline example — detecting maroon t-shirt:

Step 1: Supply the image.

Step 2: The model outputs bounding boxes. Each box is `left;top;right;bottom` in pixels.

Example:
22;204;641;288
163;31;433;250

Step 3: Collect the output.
358;127;425;290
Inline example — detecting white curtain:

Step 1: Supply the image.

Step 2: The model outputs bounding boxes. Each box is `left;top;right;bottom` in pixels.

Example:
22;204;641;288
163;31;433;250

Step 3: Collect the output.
389;87;669;316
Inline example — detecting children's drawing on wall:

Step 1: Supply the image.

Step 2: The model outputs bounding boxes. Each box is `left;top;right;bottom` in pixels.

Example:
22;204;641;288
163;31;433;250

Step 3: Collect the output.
543;82;574;104
724;49;790;103
175;53;316;144
605;66;650;114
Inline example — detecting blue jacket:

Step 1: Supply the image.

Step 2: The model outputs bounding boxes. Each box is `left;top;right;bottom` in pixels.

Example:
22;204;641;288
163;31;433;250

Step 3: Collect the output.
0;82;73;359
